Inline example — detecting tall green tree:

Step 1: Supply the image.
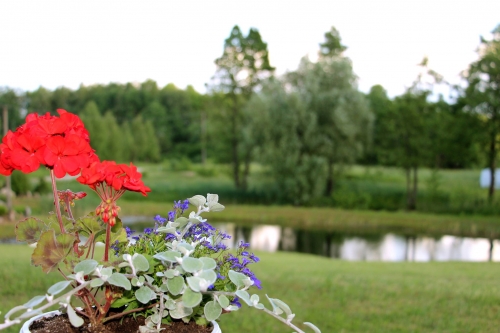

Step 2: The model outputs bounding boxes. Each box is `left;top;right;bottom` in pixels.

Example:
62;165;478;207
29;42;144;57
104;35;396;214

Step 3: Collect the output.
381;58;442;210
246;27;372;203
287;27;373;195
462;24;500;201
210;25;274;189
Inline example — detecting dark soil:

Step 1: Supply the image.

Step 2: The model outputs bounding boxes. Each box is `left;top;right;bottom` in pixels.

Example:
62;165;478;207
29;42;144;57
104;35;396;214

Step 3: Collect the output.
29;313;214;333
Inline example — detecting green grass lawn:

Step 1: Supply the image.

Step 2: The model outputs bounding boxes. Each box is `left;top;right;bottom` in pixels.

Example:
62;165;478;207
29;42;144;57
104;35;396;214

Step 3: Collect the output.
0;245;498;333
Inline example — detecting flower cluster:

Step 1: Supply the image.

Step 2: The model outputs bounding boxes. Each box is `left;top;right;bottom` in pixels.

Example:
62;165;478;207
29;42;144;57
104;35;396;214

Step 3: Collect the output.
77;160;150;226
0;109;97;177
0;109;321;333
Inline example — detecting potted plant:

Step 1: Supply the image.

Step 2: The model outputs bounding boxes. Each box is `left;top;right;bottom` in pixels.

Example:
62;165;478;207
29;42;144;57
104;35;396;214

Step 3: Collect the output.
0;109;321;333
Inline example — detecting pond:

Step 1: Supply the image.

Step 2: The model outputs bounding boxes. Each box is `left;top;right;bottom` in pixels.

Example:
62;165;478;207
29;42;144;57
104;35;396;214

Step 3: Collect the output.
122;217;500;262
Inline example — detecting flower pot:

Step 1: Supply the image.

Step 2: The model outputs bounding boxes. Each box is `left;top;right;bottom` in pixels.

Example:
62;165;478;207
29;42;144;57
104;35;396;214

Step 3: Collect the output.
20;310;221;333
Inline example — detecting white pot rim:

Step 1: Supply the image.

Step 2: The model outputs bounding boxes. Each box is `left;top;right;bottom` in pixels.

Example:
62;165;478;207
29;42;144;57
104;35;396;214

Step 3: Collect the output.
20;311;221;333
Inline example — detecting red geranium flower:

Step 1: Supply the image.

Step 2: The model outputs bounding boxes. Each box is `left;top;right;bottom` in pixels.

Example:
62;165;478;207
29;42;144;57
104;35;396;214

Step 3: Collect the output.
0;109;96;178
77;160;150;225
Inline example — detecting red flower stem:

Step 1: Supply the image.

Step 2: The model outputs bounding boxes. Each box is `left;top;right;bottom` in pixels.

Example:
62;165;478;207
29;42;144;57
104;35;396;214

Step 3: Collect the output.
50;169;66;234
64;196;75;220
103;223;111;262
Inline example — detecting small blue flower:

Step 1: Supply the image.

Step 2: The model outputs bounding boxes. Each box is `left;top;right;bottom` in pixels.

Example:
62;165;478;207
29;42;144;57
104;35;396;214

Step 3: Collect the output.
239;241;250;249
249;253;260;262
154;215;167;225
231;297;242;308
144;228;153;235
125;227;133;237
168;211;176;221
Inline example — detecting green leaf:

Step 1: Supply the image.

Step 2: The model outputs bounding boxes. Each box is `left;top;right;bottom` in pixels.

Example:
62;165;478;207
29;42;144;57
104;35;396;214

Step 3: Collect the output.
199;257;216;270
167;276;185;295
108;273;131;290
23;295;45;309
272;298;294;319
204;301;222;321
132;253;149;272
188;195;206;207
182;289;202;308
228;270;249;289
235;290;251;306
74;259;98;275
153;250;181;262
32;230;76;273
181;257;203;273
90;278;104;288
304;322;322;333
15;217;46;244
170;302;193;319
207;193;219;205
47;281;71;296
156;226;176;234
198;270;217;285
67;304;84;327
135;286;154;304
75;214;102;236
209;203;225;212
266;294;283;315
111;295;137;308
186;277;201;292
174;217;189;229
164;269;176;279
217;295;230;308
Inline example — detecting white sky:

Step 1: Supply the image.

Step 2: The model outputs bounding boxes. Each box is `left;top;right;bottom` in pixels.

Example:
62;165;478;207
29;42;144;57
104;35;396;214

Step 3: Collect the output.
1;0;499;98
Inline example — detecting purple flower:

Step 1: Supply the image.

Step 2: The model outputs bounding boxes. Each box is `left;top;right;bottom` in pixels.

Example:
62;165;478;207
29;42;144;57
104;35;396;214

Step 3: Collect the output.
249;253;260;262
125;227;133;237
144;228;153;235
165;233;176;241
181;199;189;213
168;211;176;221
230;297;242;308
216;273;226;280
154;215;167;225
241;251;249;256
239;241;250;249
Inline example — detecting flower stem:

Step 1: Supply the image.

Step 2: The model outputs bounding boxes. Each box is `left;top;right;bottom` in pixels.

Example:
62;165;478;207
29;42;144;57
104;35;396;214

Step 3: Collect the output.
50;169;66;234
103;223;111;262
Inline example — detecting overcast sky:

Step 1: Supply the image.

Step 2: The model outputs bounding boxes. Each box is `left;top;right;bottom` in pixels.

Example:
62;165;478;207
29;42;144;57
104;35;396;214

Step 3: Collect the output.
1;0;499;98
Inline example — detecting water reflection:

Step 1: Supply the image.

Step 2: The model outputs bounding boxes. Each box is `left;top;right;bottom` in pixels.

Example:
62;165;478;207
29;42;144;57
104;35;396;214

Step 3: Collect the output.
214;223;500;262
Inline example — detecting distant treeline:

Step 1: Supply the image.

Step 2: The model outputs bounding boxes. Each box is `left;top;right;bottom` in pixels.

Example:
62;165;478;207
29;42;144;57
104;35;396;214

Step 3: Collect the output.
1;24;499;208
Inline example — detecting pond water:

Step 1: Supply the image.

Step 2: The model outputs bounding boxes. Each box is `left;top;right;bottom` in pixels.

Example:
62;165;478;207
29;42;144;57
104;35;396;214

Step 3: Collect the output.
122;217;500;262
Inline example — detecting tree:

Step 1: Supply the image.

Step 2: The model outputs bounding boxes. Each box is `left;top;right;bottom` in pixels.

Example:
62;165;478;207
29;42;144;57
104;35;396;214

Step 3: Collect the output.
381;58;442;210
246;79;327;204
246;27;372;203
462;24;500;201
210;25;274;189
80;101;108;158
287;27;373;195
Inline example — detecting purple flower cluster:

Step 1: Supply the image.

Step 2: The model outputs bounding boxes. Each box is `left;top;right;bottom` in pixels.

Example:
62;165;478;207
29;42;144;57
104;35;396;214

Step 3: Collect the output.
167;199;190;222
224;242;262;289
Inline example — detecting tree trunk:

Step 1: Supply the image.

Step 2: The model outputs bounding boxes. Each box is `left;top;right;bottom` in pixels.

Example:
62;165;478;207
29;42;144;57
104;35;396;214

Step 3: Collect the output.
241;149;251;191
325;161;334;196
200;110;206;166
405;167;411;210
488;131;496;202
405;166;417;211
411;166;418;210
231;97;240;188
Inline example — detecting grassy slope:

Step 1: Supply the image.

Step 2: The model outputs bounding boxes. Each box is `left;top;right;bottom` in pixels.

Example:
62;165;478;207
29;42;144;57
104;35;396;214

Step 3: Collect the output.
0;245;499;333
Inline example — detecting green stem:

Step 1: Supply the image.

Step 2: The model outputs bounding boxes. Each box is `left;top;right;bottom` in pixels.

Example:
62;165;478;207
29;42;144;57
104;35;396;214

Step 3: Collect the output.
104;223;111;262
50;169;66;234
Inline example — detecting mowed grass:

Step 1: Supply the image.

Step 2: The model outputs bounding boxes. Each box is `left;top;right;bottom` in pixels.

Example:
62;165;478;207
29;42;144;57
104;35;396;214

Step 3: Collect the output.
0;245;499;333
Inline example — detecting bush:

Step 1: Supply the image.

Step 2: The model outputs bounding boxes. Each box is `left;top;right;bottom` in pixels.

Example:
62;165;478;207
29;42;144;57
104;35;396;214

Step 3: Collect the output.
33;177;50;195
11;171;30;196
